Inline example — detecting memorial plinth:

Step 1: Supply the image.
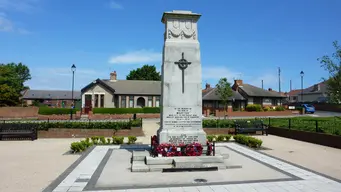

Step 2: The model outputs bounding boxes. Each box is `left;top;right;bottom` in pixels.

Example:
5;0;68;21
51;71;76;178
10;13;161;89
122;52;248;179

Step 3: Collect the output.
157;10;207;146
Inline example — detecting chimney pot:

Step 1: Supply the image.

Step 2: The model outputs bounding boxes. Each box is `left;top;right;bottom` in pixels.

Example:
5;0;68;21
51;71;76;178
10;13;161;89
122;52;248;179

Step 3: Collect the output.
110;71;117;81
205;83;211;89
268;88;272;91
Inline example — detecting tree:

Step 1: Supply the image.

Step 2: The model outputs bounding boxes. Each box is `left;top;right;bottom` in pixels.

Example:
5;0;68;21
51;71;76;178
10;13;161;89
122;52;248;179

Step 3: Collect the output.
126;65;161;81
0;62;31;106
215;78;233;119
318;41;341;103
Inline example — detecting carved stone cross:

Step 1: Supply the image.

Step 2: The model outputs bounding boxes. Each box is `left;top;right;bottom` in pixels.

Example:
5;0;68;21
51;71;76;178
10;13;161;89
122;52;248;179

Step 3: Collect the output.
174;52;191;93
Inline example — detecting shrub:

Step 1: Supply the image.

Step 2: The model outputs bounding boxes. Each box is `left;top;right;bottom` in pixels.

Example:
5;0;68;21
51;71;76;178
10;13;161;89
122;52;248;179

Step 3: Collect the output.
35;121;134;130
128;136;137;144
245;104;262;112
91;136;99;145
263;106;270;111
93;107;160;114
224;134;232;141
106;138;111;144
38;107;78;115
275;106;285;111
216;135;225;142
206;135;216;142
233;134;262;148
99;136;106;145
112;136;124;144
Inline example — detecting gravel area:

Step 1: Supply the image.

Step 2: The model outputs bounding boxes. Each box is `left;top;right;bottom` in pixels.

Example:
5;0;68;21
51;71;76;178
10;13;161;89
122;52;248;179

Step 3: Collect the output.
0;139;80;192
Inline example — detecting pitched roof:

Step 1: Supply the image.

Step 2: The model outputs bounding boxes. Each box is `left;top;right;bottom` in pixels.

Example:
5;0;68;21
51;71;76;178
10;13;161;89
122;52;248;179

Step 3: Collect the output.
287;89;301;96
301;81;327;95
239;84;286;98
22;90;81;100
102;79;161;95
202;88;245;101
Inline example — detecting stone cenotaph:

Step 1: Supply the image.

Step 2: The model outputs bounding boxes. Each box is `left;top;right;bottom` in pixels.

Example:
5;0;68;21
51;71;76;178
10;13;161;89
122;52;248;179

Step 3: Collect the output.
157;10;207;146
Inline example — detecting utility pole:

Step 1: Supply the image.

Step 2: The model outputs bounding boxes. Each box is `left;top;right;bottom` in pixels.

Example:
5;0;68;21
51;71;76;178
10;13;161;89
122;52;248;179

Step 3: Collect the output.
278;67;281;105
290;79;292;92
261;80;263;89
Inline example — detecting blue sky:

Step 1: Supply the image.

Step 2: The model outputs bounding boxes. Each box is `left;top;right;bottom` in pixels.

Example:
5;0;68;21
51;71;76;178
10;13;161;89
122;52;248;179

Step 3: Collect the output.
0;0;340;92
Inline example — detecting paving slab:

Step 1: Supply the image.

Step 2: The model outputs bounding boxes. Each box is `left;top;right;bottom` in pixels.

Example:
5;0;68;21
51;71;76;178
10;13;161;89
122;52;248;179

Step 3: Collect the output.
132;150;149;161
131;161;149;172
146;156;173;165
173;156;203;168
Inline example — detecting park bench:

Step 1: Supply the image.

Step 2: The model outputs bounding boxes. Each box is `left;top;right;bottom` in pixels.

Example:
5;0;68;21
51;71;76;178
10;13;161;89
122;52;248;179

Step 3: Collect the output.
0;123;38;141
234;120;268;136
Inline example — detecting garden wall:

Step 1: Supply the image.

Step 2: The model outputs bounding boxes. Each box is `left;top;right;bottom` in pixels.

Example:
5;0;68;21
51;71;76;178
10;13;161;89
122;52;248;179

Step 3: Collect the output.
0;107;39;119
268;127;341;149
38;127;144;138
89;113;160;120
312;103;341;112
203;128;234;135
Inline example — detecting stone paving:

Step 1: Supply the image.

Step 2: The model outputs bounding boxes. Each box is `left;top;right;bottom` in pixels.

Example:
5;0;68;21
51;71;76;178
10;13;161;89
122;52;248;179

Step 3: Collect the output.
46;143;341;192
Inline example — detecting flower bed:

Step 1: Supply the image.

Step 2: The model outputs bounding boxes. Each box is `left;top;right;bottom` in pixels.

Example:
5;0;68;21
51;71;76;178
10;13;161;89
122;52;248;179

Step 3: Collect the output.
150;135;215;157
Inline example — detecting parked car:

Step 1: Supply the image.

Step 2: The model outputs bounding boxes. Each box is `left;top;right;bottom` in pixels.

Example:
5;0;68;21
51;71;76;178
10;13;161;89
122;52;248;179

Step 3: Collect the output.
301;104;315;114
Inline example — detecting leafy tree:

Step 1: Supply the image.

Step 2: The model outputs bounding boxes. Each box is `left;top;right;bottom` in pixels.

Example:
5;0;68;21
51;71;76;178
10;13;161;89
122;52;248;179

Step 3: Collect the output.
318;41;341;103
215;78;233;119
0;63;31;106
126;65;161;81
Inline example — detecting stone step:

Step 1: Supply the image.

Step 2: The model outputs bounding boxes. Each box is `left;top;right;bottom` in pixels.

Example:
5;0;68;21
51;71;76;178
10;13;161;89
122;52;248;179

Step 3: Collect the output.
173;157;203;168
146;156;173;165
203;163;227;170
149;164;173;172
197;155;224;163
131;161;149;172
132;151;149;161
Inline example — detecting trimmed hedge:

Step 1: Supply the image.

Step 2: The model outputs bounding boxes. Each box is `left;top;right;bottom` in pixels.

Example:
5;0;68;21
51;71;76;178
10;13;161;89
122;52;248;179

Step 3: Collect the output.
233;134;263;148
12;119;142;131
93;107;160;114
38;107;78;115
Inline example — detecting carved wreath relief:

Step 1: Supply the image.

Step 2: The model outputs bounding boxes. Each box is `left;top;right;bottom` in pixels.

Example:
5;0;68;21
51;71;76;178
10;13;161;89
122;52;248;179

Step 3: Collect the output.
168;19;196;40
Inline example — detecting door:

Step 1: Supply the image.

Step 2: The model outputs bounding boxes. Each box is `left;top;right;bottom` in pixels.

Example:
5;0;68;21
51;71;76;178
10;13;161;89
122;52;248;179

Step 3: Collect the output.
84;95;92;114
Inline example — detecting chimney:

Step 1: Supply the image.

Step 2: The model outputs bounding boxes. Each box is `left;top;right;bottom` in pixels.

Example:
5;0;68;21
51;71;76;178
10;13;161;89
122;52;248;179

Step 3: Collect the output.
205;83;211;89
232;79;243;91
110;71;117;81
268;88;272;91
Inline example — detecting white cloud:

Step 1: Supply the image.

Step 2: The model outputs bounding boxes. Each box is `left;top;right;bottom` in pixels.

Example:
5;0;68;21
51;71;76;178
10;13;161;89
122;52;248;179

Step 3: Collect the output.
109;50;162;64
0;15;13;31
109;1;123;9
202;66;242;83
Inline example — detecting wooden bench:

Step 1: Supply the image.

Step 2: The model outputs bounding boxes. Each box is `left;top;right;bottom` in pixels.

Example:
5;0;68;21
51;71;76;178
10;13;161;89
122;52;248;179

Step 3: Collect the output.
234;120;268;136
0;123;38;141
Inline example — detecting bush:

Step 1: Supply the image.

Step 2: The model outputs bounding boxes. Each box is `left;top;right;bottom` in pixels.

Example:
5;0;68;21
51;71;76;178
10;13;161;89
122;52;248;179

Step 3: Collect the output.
245;104;262;112
216;135;225;142
106;138;111;144
263;106;270;111
34;121;135;130
206;135;216;142
93;107;160;114
275;106;285;111
99;136;106;145
233;134;262;148
224;134;232;141
38;107;78;115
128;136;137;144
112;136;124;144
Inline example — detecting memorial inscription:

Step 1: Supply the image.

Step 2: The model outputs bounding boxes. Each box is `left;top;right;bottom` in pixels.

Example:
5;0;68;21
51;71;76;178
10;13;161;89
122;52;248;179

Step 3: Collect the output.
168;134;199;144
164;107;201;128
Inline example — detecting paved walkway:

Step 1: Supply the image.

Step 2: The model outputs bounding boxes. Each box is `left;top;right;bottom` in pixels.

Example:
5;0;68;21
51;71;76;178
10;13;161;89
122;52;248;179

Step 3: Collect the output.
49;143;341;192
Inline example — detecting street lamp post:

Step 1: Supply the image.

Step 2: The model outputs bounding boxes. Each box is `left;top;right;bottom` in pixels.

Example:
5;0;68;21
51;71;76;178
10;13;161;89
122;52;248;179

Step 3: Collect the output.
300;71;304;102
70;64;76;120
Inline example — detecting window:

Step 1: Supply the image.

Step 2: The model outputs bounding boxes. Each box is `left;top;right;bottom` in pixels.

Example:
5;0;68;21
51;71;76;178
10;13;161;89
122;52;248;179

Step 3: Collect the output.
100;95;104;108
94;94;99;108
148;96;153;107
155;96;160;107
272;99;278;106
121;96;126;108
129;96;134;108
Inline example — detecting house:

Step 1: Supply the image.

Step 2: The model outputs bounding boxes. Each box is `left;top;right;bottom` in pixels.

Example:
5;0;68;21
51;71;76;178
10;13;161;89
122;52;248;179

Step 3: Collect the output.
232;79;286;106
80;72;286;114
300;81;329;103
80;71;161;114
286;81;329;103
22;89;81;107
